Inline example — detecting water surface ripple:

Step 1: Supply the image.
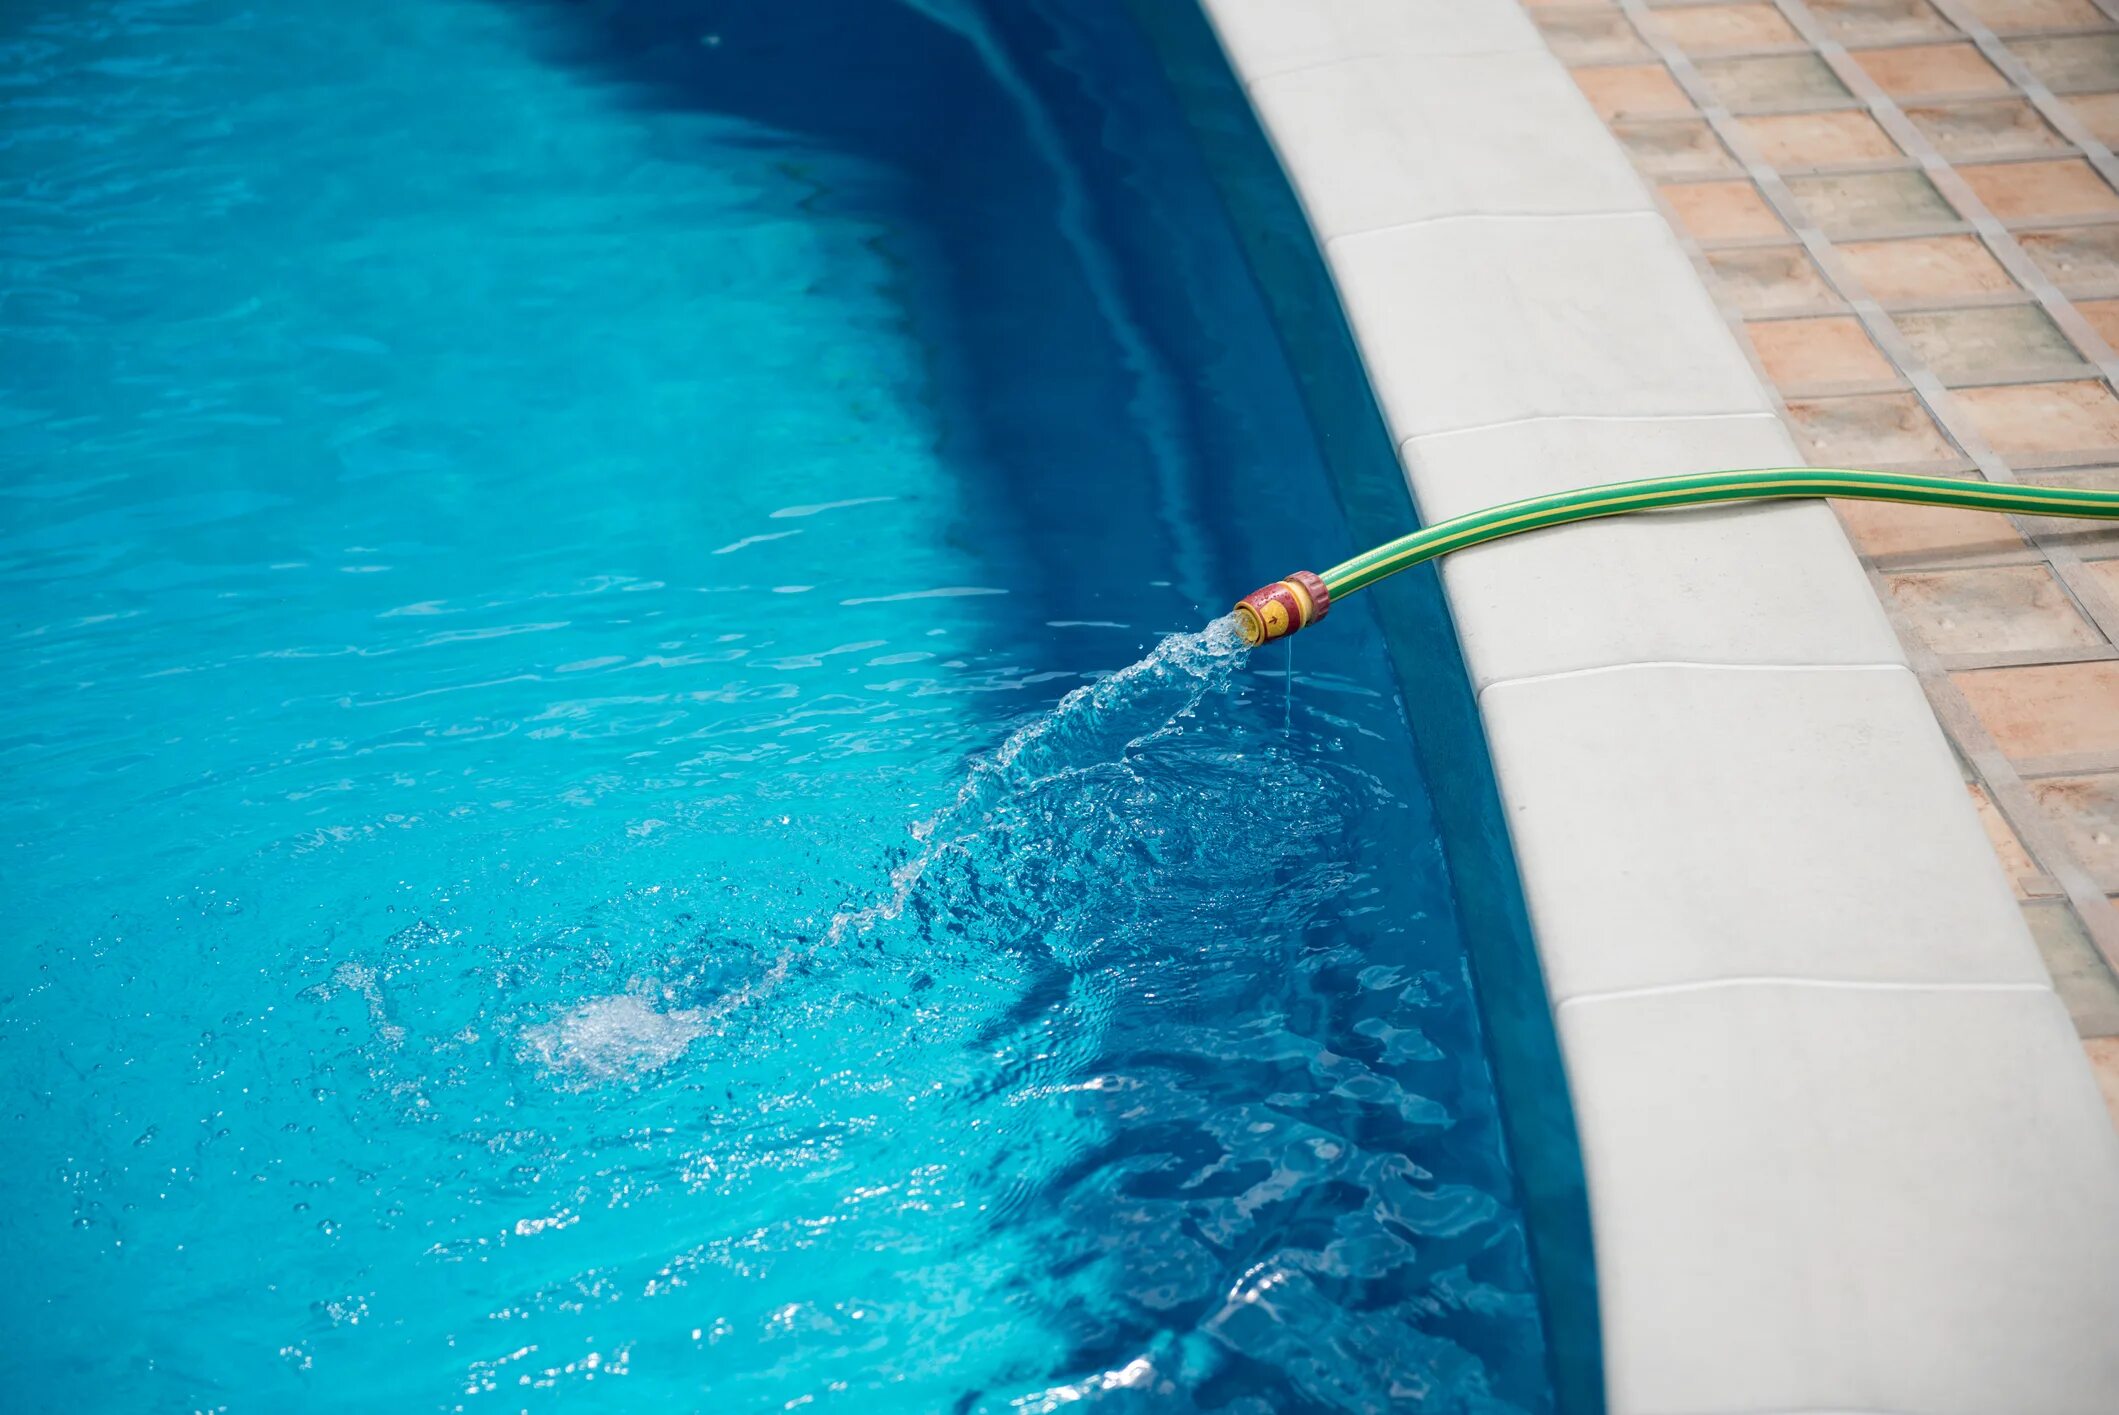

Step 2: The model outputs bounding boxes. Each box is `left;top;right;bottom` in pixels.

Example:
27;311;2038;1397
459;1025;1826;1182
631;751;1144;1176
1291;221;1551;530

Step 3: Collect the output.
0;0;1549;1409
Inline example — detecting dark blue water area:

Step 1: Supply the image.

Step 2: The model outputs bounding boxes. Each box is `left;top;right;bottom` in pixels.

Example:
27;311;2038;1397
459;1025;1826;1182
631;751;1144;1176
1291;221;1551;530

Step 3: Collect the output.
0;0;1553;1409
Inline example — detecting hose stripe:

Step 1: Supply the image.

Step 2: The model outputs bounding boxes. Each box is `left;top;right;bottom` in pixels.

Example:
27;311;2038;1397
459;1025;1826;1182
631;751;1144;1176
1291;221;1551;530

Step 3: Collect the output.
1318;469;2119;597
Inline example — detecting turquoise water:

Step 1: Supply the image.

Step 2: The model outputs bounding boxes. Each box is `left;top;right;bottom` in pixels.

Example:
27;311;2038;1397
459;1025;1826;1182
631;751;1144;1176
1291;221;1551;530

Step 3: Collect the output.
0;0;1550;1408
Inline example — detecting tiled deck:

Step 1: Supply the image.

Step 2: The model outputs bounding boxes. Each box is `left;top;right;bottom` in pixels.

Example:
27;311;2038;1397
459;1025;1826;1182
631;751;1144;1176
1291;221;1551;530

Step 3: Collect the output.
1533;0;2119;1124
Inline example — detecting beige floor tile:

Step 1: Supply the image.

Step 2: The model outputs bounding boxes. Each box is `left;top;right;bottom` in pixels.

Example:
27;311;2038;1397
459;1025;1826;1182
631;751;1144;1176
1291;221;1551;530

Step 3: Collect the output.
1705;244;1847;312
2066;92;2119;149
1958;159;2119;222
2087;1037;2119;1128
1955;379;2119;456
1839;233;2018;298
1694;54;1853;109
2025;901;2119;1035
1536;8;1655;64
1970;781;2046;896
1739;110;1903;165
1855;42;2011;98
1651;3;1801;51
1749;314;1898;383
2080;298;2119;349
1953;660;2119;759
1663;179;1789;239
1786;390;1960;461
1614;117;1744;177
1904;99;2070;160
2013;35;2119;95
2030;773;2119;891
1806;0;1959;43
1788;170;1960;234
1956;0;2109;30
1882;564;2104;652
1895;304;2085;382
1836;495;2030;558
2019;226;2119;296
1577;63;1693;120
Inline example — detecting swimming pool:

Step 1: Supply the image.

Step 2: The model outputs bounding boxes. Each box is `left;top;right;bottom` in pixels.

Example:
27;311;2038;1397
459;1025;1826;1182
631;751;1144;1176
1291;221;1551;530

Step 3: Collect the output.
0;0;1555;1407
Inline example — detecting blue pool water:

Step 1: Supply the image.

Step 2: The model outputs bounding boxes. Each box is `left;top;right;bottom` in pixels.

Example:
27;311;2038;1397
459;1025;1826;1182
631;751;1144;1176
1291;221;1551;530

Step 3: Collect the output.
0;0;1553;1408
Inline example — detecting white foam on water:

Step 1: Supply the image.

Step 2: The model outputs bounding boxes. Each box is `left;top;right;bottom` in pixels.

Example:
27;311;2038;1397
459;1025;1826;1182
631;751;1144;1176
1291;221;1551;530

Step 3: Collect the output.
332;960;405;1046
518;992;709;1085
1008;1354;1159;1412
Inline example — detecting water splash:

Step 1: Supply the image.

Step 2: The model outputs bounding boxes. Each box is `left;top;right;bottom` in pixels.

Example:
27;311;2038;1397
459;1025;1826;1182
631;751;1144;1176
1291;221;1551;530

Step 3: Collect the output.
828;614;1247;944
522;617;1249;1081
518;991;708;1083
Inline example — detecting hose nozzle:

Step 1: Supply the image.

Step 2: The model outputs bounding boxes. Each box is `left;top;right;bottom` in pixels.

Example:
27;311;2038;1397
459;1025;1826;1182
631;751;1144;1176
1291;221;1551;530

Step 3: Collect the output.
1233;570;1330;646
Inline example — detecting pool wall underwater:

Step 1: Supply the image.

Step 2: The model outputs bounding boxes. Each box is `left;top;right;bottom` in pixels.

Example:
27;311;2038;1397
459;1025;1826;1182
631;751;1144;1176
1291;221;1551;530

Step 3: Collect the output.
1129;7;1605;1412
2;0;1580;1410
1187;1;2119;1412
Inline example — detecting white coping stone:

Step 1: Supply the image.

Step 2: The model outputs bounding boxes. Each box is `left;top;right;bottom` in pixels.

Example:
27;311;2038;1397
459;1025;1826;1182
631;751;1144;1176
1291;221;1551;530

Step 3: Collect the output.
1194;0;2119;1407
1246;53;1648;239
1563;984;2119;1415
1204;0;1542;80
1482;664;2048;1001
1328;214;1775;442
1405;415;1905;686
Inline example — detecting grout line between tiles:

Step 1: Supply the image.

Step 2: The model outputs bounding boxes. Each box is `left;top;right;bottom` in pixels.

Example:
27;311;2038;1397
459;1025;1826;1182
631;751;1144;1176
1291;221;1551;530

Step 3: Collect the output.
1317;205;1655;246
1556;975;2057;1011
1320;208;1663;252
2012;752;2119;780
1936;644;2119;671
1877;289;2042;312
1655;153;2095;183
1400;411;1782;446
1479;660;1909;695
1921;0;2119;194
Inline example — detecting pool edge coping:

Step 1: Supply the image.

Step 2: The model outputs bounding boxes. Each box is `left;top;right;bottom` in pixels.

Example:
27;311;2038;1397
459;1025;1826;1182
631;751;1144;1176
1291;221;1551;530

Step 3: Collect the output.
1187;1;2119;1412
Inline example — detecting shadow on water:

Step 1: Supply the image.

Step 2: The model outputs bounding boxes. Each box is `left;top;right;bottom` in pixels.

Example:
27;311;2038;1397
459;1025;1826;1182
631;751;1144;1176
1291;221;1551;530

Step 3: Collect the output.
500;0;1269;622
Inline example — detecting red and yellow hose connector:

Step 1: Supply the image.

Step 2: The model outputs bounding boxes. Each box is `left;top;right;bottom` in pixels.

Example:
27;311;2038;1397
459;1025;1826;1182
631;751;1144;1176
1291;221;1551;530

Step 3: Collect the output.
1232;569;1330;646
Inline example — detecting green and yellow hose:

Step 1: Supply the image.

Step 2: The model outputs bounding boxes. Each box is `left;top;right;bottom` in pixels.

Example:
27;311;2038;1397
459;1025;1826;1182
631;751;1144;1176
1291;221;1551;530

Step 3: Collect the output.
1232;466;2119;645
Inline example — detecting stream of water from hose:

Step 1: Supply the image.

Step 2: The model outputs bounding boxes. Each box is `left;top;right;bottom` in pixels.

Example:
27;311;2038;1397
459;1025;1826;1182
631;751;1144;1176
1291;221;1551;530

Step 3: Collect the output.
523;617;1252;1066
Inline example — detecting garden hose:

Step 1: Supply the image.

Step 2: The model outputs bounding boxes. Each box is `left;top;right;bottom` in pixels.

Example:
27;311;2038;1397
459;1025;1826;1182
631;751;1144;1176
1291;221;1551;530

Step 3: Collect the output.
1232;466;2119;645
